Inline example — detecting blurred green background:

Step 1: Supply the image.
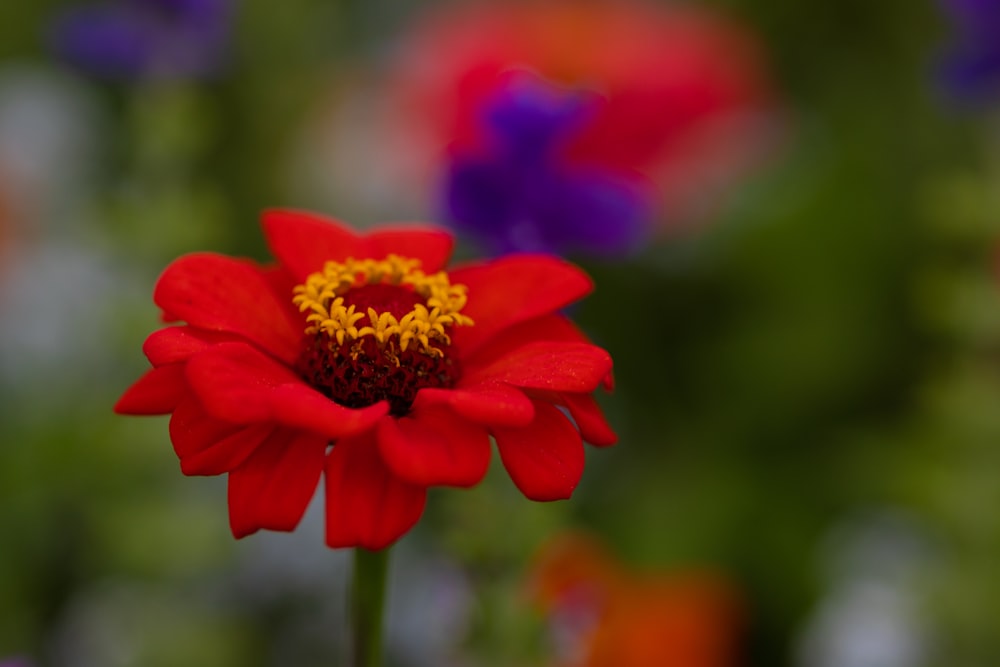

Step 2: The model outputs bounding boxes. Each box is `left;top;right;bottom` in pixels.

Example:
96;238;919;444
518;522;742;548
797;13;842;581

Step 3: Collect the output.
2;0;1000;665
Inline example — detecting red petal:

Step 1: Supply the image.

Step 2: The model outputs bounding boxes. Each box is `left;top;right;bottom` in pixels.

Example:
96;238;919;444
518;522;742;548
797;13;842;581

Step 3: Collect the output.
526;391;617;447
228;429;327;538
169;397;268;475
602;370;615;391
559;392;617;447
184;427;272;476
449;255;593;356
185;342;388;439
493;401;585;501
465;341;613;393
412;382;535;428
361;227;454;272
376;408;490;487
262;264;297;297
324;433;427;549
260;209;362;282
463;314;616;393
114;364;187;415
143;326;238;366
170;396;238;458
153;253;301;364
464;313;591;367
523;389;618;447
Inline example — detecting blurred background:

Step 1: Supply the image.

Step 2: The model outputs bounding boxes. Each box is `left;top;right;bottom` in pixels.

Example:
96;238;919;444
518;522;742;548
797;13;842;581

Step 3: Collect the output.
2;0;1000;665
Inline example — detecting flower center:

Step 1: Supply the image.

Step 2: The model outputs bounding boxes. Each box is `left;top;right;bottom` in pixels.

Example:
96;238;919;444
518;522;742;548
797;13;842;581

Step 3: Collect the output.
291;255;473;416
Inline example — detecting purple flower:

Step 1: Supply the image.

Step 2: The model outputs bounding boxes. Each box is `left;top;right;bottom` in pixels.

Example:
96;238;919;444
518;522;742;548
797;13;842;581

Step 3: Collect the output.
49;0;231;81
937;0;1000;102
442;72;650;258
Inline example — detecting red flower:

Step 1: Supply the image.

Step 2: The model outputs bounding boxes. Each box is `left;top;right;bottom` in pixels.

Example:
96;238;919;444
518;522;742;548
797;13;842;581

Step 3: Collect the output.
384;0;775;224
115;210;615;550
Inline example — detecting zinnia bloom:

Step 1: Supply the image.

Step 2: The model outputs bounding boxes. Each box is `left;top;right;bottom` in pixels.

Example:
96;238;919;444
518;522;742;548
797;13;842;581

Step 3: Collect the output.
937;0;1000;102
115;210;615;550
529;534;743;667
49;0;231;80
387;0;774;254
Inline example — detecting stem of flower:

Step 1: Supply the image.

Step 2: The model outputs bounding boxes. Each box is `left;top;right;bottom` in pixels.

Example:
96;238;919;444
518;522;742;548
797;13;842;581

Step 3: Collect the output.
351;547;390;667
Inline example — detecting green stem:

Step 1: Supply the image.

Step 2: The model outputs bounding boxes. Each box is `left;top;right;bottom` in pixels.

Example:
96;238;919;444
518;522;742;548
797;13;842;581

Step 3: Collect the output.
351;547;390;667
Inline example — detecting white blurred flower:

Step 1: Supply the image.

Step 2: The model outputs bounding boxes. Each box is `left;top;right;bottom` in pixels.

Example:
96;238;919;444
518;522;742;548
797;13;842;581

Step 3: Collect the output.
0;64;104;232
796;510;938;667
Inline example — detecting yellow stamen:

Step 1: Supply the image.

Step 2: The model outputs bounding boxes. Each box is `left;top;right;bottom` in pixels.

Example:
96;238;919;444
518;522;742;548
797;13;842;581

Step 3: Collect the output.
292;254;473;356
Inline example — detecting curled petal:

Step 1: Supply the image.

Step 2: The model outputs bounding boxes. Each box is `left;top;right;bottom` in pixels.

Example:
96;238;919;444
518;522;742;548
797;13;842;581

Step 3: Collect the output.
525;389;617;447
228;429;328;538
376;409;491;487
494;401;585;501
557;392;617;447
561;394;618;447
325;433;427;550
154;253;301;363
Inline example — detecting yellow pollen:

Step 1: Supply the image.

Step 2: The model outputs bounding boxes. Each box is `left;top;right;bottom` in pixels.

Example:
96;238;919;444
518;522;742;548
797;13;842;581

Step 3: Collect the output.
291;254;473;356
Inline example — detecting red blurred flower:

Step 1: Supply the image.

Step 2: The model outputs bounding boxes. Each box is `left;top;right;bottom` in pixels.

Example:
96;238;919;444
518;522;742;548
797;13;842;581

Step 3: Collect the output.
115;211;615;550
387;0;775;226
528;534;743;667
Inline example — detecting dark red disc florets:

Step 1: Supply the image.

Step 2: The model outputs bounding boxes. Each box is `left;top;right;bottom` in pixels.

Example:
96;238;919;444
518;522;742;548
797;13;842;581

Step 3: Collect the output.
296;334;460;416
291;259;472;416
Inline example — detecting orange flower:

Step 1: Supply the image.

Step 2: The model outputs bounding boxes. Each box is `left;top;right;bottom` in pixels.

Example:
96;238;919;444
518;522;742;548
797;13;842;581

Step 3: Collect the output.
528;534;743;667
